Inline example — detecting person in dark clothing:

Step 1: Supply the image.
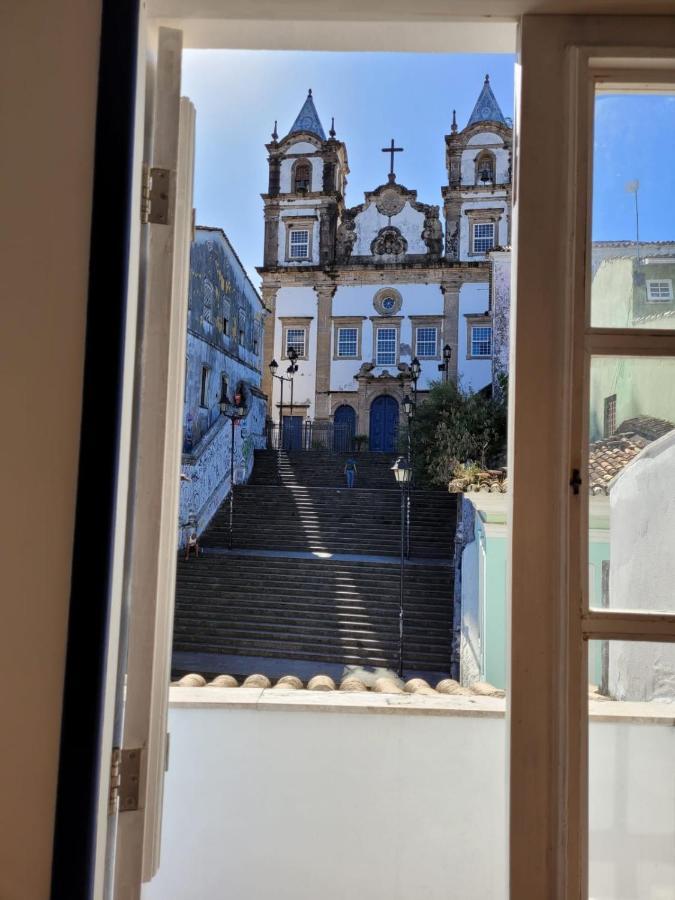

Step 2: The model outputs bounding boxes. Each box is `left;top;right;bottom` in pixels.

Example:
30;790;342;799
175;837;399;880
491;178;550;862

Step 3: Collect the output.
344;457;357;488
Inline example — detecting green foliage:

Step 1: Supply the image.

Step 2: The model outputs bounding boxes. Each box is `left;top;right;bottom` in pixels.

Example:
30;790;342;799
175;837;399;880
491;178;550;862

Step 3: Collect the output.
410;380;507;487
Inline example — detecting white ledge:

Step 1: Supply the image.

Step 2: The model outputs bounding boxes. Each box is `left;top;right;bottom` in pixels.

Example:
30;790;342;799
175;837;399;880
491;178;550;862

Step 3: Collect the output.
169;687;675;723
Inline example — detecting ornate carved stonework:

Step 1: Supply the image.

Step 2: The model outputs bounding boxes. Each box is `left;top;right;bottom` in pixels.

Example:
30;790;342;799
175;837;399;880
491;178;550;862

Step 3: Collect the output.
375;187;406;217
422;205;443;257
371;227;407;258
336;209;357;261
372;287;403;317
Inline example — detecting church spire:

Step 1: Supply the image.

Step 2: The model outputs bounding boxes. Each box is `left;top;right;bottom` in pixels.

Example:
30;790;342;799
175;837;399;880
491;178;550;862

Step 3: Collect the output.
466;74;507;127
288;89;327;140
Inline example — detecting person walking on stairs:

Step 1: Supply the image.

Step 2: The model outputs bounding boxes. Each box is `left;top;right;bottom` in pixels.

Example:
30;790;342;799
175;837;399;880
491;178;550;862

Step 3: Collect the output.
344;457;357;489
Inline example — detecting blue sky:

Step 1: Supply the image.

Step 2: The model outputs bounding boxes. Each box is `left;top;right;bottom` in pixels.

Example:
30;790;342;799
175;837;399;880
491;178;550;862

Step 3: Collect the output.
181;51;675;285
182;50;514;283
593;93;675;245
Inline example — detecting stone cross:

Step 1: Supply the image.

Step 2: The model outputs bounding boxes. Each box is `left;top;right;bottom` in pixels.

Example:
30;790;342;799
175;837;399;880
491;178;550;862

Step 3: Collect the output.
381;138;403;177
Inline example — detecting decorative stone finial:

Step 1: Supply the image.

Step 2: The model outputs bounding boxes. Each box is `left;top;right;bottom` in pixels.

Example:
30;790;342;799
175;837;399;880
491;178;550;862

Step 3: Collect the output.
451;109;457;134
485;73;490;83
329;116;336;138
308;88;312;96
271;120;278;141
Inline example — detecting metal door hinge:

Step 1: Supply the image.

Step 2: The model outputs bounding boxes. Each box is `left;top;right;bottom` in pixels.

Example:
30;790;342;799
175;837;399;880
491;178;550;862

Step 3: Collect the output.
109;747;142;814
141;164;172;225
570;468;582;495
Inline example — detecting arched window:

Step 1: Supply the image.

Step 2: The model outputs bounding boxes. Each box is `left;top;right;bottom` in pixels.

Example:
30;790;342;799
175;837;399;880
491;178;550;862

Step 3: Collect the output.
475;151;496;185
292;159;311;193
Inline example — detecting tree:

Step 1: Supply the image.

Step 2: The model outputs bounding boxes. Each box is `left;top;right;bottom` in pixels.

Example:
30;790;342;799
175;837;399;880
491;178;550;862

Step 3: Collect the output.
408;379;507;487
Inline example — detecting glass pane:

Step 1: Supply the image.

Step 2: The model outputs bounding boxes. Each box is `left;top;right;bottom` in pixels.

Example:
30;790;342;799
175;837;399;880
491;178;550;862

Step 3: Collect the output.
591;88;675;329
588;357;675;612
589;640;675;900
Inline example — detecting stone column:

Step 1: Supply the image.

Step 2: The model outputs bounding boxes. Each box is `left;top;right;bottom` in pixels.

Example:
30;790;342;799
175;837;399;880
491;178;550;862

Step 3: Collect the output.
440;276;462;384
314;284;336;422
260;284;278;416
443;197;462;261
263;202;280;267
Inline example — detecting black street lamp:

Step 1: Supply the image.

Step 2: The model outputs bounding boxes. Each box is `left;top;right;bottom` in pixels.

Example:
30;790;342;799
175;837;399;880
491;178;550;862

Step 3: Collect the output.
269;353;298;450
438;343;452;383
391;456;412;677
220;393;245;550
409;356;421;406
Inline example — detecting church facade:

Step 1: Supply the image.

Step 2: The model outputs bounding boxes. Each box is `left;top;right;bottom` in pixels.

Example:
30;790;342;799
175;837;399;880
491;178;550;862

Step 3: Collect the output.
259;78;512;451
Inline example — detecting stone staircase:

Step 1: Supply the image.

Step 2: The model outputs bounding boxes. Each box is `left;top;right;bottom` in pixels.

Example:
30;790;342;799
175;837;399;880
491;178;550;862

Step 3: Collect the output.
173;450;458;676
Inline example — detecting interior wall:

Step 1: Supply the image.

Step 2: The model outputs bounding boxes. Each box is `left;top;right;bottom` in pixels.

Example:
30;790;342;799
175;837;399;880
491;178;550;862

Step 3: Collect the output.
0;2;101;897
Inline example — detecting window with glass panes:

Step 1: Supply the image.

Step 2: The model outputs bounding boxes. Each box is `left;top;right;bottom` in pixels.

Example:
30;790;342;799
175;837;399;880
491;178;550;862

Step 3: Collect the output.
471;325;492;357
646;279;673;301
416;326;438;358
289;229;309;258
376;327;397;365
473;222;495;253
285;328;306;358
337;327;358;357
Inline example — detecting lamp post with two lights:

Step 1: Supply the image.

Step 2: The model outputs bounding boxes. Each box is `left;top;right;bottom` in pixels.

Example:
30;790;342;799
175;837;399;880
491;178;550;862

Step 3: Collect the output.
268;346;299;449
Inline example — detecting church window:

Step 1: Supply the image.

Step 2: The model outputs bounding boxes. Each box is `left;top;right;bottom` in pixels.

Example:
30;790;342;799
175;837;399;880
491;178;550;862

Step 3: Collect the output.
416;327;438;358
381;296;396;311
199;366;210;407
646;278;673;301
292;160;312;193
337;327;358;358
285;328;306;358
473;222;495;254
289;229;310;259
222;317;228;335
471;325;492;357
220;374;229;405
376;327;397;366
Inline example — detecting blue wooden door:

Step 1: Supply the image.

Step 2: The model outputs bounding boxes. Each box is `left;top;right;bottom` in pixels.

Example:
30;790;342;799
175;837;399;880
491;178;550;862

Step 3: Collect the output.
333;405;356;451
282;416;303;450
369;395;399;452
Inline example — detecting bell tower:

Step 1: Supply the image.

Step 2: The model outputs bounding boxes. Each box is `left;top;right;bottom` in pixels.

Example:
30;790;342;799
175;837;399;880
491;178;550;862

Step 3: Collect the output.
261;90;349;269
442;75;512;262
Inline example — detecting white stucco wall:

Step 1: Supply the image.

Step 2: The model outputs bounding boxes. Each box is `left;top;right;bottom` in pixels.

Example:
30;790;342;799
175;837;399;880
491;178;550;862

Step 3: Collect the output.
274;286;317;418
607;433;675;702
142;698;675;900
460;530;482;685
330;283;444;392
458;282;492;391
352;201;427;257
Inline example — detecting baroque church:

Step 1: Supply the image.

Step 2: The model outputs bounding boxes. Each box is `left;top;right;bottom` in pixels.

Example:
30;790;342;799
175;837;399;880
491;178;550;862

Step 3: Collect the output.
259;77;512;452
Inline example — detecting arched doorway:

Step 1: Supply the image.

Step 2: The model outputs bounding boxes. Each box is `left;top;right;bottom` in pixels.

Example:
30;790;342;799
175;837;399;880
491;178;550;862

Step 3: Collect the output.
333;404;356;451
369;395;399;452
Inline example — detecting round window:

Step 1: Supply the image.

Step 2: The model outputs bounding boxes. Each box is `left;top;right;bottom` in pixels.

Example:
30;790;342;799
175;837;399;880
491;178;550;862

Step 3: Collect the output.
381;297;395;311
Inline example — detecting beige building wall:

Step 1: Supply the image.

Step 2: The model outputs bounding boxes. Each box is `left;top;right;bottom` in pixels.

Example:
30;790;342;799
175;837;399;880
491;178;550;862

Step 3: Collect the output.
0;2;100;898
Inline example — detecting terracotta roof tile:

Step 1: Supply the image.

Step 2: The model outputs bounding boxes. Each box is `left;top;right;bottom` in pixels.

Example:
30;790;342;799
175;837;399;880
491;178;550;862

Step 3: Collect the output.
588;434;648;495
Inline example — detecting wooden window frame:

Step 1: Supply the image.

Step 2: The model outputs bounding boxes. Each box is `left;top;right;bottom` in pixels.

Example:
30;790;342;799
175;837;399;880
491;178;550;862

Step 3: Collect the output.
370;318;402;367
332;316;365;360
511;23;675;900
410;315;442;360
284;218;315;262
280;317;313;361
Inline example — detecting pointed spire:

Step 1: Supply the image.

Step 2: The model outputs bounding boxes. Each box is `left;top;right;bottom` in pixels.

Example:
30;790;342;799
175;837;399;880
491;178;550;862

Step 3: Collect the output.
271;120;278;142
288;89;327;140
329;117;336;139
451;109;457;134
466;73;507;128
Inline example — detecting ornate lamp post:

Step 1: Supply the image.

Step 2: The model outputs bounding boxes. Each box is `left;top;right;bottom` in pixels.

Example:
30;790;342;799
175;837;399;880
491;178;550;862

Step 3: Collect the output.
268;354;297;450
391;456;412;677
409;356;421;406
220;393;245;550
438;343;452;384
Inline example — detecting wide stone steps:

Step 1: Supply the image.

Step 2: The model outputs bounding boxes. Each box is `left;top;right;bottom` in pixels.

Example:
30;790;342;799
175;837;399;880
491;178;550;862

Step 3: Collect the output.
248;450;402;489
173;553;454;671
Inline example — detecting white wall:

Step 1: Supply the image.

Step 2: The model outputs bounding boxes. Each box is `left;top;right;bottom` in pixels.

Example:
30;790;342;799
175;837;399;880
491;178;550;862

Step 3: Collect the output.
277;205;321;265
458;197;509;260
143;698;675;900
352;201;427;256
458;282;492;390
279;147;323;194
608;433;675;701
274;286;317;417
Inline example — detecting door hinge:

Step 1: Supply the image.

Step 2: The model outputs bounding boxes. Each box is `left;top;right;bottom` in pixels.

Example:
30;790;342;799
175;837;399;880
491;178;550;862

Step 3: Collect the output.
141;164;172;225
570;468;582;495
109;747;142;814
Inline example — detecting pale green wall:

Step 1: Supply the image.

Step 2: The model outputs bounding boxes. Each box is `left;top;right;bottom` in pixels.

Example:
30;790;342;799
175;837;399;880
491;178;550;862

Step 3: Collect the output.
590;356;675;441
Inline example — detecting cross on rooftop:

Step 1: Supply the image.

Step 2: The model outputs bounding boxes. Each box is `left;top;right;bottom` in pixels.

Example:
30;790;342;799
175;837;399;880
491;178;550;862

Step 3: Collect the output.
381;138;403;178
